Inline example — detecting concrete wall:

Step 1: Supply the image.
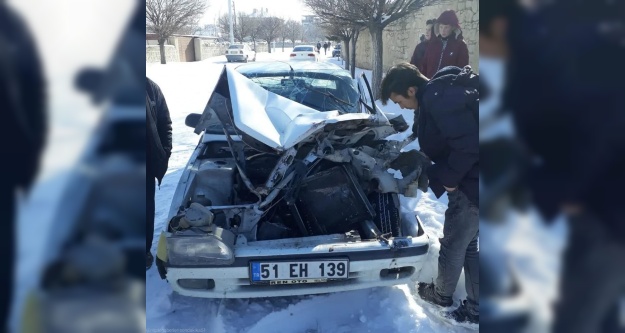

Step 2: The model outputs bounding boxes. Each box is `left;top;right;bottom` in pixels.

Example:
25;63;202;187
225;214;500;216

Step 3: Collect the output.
175;36;196;62
354;0;478;73
146;45;180;63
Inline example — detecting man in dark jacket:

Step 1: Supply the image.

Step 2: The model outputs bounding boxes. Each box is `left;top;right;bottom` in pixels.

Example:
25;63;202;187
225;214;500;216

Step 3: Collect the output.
1;2;46;330
501;2;625;332
381;63;479;324
146;77;172;269
410;19;436;68
420;10;469;79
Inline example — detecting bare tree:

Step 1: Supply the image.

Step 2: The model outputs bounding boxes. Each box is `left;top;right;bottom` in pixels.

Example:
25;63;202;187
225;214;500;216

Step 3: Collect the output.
259;17;285;53
278;18;291;51
305;0;434;99
146;0;209;64
321;21;363;78
219;12;255;43
247;17;263;51
285;20;303;47
218;14;241;42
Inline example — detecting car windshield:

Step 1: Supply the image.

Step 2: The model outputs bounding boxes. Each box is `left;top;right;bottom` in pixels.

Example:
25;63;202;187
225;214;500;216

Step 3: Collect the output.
293;46;313;52
229;45;244;49
239;65;360;114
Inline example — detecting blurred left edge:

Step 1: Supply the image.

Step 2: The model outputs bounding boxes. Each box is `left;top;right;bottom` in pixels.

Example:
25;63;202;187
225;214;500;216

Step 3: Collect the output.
10;0;147;333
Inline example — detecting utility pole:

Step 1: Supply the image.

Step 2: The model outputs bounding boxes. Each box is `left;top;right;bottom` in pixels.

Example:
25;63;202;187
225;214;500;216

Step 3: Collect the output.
228;0;234;43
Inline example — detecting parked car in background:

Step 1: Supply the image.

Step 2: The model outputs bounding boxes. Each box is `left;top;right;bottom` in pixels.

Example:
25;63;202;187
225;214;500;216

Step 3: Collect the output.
289;45;318;62
226;44;256;63
332;44;341;58
154;61;430;299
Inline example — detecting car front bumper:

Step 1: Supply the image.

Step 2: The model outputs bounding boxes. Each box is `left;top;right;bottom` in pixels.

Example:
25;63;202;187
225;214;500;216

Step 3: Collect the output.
158;233;430;298
226;54;248;61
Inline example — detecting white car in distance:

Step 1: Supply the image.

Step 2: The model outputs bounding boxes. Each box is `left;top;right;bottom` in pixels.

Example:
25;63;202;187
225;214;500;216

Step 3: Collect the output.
226;44;256;63
289;45;318;62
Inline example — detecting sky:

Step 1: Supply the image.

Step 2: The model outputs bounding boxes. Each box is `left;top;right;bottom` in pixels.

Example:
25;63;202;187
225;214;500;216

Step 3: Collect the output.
201;0;313;25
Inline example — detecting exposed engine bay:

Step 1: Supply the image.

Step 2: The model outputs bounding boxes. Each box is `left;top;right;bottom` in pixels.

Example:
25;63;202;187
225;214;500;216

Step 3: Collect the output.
166;67;430;243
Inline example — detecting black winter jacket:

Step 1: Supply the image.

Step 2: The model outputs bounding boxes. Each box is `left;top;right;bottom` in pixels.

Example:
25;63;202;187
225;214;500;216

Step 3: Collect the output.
146;78;172;184
414;66;479;205
1;4;47;192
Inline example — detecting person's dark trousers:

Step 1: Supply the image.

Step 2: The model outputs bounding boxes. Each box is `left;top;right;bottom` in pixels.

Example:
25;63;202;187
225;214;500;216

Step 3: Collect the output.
0;189;15;332
147;175;156;253
435;189;480;316
552;212;625;333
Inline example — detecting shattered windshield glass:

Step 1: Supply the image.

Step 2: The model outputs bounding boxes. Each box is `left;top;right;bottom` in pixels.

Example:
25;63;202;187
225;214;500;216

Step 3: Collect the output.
237;63;361;114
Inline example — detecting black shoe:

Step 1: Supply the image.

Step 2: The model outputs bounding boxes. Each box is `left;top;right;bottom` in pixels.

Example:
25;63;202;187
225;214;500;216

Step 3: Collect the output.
443;300;479;324
146;252;154;270
417;282;453;307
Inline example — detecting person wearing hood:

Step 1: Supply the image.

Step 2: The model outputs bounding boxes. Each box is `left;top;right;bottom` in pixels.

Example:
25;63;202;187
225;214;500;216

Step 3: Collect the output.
410;19;437;68
420;10;469;79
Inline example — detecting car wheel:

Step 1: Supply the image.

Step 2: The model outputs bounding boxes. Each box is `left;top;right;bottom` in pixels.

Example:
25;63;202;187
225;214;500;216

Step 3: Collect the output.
369;192;402;237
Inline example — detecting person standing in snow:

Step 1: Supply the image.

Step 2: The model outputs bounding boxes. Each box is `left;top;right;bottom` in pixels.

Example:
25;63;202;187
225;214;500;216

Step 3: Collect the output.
420;10;469;79
1;2;47;330
146;77;172;270
410;19;437;69
323;42;328;55
316;41;321;54
380;63;479;324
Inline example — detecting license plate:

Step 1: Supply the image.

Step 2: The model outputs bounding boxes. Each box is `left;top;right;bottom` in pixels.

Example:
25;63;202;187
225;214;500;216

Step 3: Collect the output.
250;259;349;284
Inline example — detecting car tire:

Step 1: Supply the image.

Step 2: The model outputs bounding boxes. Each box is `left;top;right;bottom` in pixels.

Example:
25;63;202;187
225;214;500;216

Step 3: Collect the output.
369;192;402;237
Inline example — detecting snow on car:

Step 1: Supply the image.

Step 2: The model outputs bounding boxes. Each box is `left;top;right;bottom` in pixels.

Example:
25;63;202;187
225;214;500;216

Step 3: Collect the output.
154;61;431;298
226;43;256;63
289;45;318;62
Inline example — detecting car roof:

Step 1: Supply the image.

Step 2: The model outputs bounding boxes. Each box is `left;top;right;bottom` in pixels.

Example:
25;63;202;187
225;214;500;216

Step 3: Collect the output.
235;61;351;78
294;45;314;48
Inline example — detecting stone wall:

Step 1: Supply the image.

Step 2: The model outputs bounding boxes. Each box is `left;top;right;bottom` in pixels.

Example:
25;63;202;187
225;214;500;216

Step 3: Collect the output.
146;39;316;62
354;0;478;73
146;45;180;63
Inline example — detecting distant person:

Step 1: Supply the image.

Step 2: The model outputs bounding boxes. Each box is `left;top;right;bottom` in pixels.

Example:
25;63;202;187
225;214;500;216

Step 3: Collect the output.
420;10;469;79
381;63;479;325
0;2;47;330
316;41;321;54
323;42;328;55
146;77;172;270
410;19;437;69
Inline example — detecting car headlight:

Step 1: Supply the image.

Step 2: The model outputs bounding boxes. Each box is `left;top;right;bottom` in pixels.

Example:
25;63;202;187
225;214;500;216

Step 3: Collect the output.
167;228;235;266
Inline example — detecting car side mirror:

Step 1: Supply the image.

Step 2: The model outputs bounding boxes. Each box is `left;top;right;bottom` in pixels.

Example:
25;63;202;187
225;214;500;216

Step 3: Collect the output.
185;113;202;128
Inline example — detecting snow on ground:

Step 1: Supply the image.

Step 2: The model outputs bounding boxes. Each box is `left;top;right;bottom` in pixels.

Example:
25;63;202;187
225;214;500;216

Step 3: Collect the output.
146;49;475;333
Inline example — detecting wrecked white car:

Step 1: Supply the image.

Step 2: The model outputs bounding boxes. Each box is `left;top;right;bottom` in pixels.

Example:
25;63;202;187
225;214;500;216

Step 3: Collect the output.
155;62;431;298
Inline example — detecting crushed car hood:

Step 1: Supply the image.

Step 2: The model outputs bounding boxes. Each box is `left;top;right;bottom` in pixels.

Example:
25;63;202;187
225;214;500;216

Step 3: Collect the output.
202;66;382;151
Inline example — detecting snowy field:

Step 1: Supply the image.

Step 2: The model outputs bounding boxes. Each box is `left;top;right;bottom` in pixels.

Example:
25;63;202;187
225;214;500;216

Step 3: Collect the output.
145;48;476;333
